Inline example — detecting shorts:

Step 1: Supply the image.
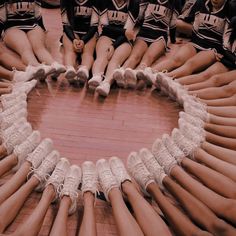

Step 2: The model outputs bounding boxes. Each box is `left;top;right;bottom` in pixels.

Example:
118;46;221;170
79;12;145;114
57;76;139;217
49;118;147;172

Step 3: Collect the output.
136;35;167;48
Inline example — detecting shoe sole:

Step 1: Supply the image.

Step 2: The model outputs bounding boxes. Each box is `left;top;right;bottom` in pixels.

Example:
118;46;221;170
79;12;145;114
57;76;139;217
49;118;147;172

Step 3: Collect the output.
34;68;45;80
124;70;136;89
77;71;87;85
88;80;100;88
113;71;125;88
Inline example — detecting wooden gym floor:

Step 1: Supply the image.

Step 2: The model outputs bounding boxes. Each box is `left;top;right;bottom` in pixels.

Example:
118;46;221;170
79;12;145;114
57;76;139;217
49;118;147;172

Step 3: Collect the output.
1;8;181;235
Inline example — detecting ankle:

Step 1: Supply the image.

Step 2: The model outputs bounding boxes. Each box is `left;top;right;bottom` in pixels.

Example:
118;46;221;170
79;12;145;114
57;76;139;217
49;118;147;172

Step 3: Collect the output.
121;180;135;195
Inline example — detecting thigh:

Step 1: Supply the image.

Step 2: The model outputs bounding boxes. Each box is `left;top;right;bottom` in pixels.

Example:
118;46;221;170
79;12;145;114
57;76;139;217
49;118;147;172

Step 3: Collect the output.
95;36;113;57
172;43;197;63
110;43;132;65
143;39;166;59
27;26;46;50
82;35;97;55
3;28;33;53
186;49;217;72
130;39;148;59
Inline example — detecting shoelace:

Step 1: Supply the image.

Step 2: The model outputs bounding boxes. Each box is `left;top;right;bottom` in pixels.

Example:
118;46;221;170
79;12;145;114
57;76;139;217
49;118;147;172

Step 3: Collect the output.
60;176;79;200
99;168;116;193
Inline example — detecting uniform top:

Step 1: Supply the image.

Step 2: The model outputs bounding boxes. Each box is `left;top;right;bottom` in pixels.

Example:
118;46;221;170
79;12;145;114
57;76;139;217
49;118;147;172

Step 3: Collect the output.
190;0;230;51
0;0;44;35
178;0;198;23
61;0;99;36
100;0;140;40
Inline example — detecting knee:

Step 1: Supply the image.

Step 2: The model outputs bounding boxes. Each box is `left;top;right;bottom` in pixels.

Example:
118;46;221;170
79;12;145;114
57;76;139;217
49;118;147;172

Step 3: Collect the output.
211;75;222;87
222;84;235;96
170;56;186;68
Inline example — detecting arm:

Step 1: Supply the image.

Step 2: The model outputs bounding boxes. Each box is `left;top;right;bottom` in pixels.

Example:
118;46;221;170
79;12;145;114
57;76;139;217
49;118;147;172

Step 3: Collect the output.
35;0;46;31
0;1;6;36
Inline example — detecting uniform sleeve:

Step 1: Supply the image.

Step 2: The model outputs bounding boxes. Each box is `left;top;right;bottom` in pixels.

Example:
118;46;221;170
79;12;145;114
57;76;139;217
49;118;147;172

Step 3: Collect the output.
81;0;99;44
0;1;6;36
124;0;140;30
35;0;46;31
136;0;148;25
178;0;200;23
169;0;181;43
60;0;75;42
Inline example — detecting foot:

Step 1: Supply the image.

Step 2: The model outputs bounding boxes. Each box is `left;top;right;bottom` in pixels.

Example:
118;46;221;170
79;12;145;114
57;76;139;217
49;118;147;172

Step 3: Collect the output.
65;66;77;84
113;68;125;88
96;81;111;97
124;68;137;89
77;65;89;85
88;74;103;90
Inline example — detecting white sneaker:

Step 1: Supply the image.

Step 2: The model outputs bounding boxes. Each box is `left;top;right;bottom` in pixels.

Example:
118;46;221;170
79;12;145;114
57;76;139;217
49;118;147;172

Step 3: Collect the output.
171;128;197;160
96;81;110;97
139;148;166;189
144;67;156;86
127;151;155;195
26;65;45;79
179;111;205;128
184;102;209;121
51;62;66;77
33;150;60;192
13;70;33;83
13;79;37;94
46;158;70;201
88;74;103;89
3;123;32;155
124;68;137;89
0;108;27;130
0;101;27;118
109;157;131;187
178;118;206;146
77;65;89;84
13;130;41;171
113;67;125;88
161;134;185;164
26;138;54;169
152;138;177;175
65;66;77;84
1;93;27;111
81;161;98;196
60;165;81;215
96;159;118;201
1;117;27;142
42;64;56;76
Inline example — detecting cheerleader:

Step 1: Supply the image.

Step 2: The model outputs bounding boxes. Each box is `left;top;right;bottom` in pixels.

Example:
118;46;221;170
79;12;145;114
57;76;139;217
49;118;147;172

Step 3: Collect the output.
61;0;100;84
88;0;140;97
1;0;65;80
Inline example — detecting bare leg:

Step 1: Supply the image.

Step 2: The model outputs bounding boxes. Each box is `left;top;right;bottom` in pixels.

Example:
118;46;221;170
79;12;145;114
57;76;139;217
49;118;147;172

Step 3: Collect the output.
0;145;8;160
186;66;232;91
190;80;236;100
137;40;166;68
194;148;236;182
92;36;112;75
176;62;228;86
0;42;26;71
146;182;208;236
181;158;236;199
3;28;40;66
27;26;55;64
0;154;17;177
80;36;97;70
202;142;236;165
206;131;236;150
0;66;14;81
0;176;39;233
50;196;71;236
153;43;196;72
11;185;55;236
122;39;148;69
0;162;32;205
204;123;236;138
170;166;236;224
208;114;236;126
200;95;236;107
105;43;132;83
108;187;144;236
162;177;236;236
168;50;217;78
207;106;236;118
62;34;77;67
78;192;97;236
122;181;171;236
